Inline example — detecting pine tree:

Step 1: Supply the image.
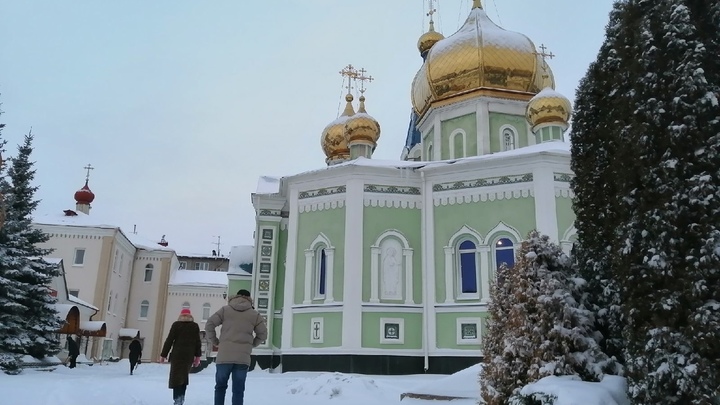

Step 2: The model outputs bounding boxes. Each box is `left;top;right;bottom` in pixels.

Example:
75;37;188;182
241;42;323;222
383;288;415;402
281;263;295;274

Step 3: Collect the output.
570;0;640;366
609;1;720;403
0;132;60;368
481;231;613;404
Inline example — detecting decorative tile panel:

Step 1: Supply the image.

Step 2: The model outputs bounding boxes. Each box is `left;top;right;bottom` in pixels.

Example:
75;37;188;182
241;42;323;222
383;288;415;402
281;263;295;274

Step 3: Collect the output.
364;184;421;195
299;185;346;199
553;172;574;182
258;209;282;217
259;263;271;273
433;173;533;192
258;279;270;292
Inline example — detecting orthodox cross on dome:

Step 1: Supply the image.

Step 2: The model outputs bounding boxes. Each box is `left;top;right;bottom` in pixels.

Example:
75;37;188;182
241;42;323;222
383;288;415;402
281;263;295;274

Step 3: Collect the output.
339;64;359;95
533;43;555;78
83;163;94;182
426;0;437;23
356;67;374;96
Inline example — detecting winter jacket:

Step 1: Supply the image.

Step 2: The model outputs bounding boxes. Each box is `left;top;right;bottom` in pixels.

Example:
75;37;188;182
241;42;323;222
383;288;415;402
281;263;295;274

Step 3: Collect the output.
160;315;201;388
67;337;79;357
205;295;268;366
129;339;142;359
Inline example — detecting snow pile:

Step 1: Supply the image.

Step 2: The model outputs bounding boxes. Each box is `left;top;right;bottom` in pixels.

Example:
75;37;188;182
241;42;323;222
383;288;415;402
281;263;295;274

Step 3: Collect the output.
169;270;228;287
228;245;254;275
286;372;383;399
402;364;481;400
519;375;630;405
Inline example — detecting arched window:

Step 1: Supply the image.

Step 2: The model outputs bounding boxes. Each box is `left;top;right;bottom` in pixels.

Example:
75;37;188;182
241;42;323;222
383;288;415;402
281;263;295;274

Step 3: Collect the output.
450;129;467;159
139;300;149;319
144;264;153;282
502;128;516;151
202;303;211;321
182;302;190;310
427;143;433;161
458;240;478;294
379;237;404;300
495;238;515;270
315;247;327;298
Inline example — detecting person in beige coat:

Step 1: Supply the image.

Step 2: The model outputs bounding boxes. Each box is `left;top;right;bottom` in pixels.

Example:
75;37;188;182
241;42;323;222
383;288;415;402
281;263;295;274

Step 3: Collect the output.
205;289;267;405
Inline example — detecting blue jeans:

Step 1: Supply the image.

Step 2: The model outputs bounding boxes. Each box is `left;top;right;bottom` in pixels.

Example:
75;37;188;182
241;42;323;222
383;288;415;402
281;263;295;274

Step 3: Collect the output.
214;363;249;405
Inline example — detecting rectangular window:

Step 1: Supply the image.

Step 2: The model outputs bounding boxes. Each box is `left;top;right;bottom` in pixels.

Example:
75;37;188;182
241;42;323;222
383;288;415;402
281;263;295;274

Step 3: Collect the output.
179;261;187;270
195;262;209;271
139;301;149;319
69;289;79;298
202;306;210;321
73;249;86;266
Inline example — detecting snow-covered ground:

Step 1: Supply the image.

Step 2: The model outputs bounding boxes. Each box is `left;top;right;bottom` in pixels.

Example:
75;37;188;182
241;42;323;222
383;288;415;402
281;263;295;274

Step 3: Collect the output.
0;361;456;405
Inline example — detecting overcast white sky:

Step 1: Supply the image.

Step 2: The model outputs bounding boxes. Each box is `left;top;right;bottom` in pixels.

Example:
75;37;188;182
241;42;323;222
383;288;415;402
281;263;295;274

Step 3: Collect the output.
0;0;614;255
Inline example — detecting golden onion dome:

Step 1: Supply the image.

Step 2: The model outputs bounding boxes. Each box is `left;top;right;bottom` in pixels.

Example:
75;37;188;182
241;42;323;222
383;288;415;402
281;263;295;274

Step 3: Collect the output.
417;21;445;57
526;87;572;130
411;2;556;116
344;95;381;146
321;94;355;164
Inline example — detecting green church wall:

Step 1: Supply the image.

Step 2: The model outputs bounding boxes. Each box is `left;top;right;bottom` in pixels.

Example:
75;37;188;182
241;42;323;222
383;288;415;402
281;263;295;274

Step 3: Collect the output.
295;207;346;304
228;278;252;297
292;312;343;347
361;312;423;349
555;196;575;240
441;113;477;160
274;227;288;310
362;207;422;304
435;311;489;350
433;197;536;302
272;316;282;348
488;112;529;153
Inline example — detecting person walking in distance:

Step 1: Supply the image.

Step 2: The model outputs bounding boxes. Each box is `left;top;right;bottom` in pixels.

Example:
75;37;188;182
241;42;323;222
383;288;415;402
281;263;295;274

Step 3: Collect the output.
66;336;79;369
128;338;142;375
205;289;268;405
161;308;202;405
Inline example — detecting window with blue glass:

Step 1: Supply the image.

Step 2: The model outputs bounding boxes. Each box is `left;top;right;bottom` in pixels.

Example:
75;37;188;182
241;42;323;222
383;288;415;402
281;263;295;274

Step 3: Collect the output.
316;247;327;297
458;240;478;294
495;238;515;270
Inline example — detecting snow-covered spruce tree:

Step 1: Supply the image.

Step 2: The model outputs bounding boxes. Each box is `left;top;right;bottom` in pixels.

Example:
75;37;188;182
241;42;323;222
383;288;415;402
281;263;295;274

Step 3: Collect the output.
0;102;25;374
481;231;613;404
610;1;720;403
0;132;60;362
570;0;638;367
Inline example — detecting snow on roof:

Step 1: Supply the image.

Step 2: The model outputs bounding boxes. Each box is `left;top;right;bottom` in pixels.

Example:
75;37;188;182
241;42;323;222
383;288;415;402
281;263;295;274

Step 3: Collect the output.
44;257;63;265
176;252;227;259
124;232;174;252
228;245;254;275
68;294;99;311
256;176;281;194
53;304;79;320
169;270;228;287
119;328;140;338
79;321;105;332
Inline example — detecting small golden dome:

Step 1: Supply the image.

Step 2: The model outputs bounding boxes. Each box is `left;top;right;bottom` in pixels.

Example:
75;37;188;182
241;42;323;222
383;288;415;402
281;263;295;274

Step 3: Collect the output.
417;21;445;57
345;95;381;146
411;4;555;116
526;87;572;130
321;95;355;164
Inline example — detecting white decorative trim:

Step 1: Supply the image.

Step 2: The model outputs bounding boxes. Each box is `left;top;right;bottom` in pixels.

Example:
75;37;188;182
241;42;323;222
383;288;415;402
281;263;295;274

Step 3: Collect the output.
434;303;488;313
448;225;485;246
445;225;484;303
363;196;422;209
361;304;423;313
291;304;343;314
456;317;483;345
433;185;534;206
562;225;577;242
280;218;288;231
298;197;345;213
342;179;364;350
533;166;559;242
380;318;405;344
449;128;467;159
426;141;433;162
310;317;324;344
554;185;575;198
486;221;522;243
280;347;425;356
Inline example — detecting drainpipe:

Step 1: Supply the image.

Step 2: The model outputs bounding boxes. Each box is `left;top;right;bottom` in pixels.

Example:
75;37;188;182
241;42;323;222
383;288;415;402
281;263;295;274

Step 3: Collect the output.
85;307;99;356
420;170;429;371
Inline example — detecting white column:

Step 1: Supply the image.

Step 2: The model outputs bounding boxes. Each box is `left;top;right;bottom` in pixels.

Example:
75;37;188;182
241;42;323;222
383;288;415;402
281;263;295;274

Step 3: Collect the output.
532;166;559;242
342;179;363;350
325;248;335;303
443;246;454;303
479;246;491;302
370;246;380;303
303;250;314;304
478;101;490;155
433;115;441;160
281;187;300;350
403;248;414;304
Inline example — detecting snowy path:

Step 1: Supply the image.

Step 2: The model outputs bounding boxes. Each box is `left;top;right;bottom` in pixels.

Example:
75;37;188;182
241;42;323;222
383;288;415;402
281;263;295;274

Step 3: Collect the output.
0;361;455;405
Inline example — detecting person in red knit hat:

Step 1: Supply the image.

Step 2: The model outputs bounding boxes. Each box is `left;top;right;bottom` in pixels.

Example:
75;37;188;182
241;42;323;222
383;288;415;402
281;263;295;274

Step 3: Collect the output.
160;307;202;405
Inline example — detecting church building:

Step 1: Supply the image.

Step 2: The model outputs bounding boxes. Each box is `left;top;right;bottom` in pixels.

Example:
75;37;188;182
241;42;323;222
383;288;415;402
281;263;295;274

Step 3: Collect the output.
247;1;577;375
